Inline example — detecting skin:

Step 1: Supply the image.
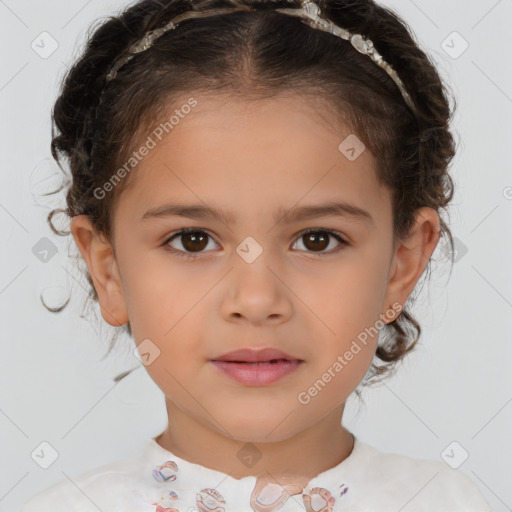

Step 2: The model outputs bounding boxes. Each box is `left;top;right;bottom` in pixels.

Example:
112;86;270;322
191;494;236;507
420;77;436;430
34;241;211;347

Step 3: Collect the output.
71;93;440;487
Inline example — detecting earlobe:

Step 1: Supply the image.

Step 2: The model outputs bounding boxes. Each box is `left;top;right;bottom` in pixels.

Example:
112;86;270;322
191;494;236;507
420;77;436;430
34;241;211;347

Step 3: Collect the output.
70;215;129;327
382;207;441;321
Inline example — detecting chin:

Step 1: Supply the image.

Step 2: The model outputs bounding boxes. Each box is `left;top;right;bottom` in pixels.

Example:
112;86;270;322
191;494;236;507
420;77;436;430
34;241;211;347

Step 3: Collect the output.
215;413;303;444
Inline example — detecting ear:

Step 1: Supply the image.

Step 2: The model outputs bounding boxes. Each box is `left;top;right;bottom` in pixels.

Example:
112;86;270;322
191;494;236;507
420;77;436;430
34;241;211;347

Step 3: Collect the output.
70;215;128;327
381;207;441;323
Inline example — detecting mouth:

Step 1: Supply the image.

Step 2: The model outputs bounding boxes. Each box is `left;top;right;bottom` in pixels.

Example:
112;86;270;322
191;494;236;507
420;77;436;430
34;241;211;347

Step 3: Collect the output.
211;347;302;364
210;358;304;386
214;358;298;365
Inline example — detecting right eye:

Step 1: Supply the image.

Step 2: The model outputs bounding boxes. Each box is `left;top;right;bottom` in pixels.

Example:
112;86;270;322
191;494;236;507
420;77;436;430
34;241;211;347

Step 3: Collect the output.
163;228;219;259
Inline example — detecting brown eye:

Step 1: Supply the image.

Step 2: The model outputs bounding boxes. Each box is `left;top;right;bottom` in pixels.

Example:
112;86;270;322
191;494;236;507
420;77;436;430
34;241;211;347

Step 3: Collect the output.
303;231;329;251
181;231;208;251
166;229;217;255
293;229;347;255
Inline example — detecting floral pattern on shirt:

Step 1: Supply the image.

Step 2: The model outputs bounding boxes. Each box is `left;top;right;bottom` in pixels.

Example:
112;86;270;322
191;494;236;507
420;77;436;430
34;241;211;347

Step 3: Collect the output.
151;459;349;511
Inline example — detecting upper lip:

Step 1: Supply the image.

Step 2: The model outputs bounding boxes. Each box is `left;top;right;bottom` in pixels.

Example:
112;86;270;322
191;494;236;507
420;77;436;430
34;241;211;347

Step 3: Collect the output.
211;348;302;363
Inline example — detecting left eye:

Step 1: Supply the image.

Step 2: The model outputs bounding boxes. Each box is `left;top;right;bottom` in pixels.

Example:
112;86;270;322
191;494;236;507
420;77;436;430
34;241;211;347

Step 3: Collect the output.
292;229;347;254
163;228;348;258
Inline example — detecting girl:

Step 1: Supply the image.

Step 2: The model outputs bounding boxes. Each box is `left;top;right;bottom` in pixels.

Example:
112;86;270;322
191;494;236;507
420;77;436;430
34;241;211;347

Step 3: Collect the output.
21;0;492;510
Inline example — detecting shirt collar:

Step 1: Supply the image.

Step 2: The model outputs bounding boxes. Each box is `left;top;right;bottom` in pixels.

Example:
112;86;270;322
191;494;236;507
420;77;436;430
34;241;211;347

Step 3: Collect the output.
139;433;361;511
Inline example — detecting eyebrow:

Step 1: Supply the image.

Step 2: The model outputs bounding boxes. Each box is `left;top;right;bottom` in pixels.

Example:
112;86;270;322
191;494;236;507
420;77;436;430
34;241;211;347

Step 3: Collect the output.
141;201;374;226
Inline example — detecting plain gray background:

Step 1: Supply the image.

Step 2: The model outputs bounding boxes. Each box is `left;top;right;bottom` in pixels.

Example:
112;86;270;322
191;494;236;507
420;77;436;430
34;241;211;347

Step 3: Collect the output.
1;0;511;511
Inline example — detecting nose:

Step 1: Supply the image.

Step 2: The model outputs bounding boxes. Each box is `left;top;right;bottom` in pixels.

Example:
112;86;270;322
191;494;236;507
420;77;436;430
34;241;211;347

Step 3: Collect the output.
220;256;293;326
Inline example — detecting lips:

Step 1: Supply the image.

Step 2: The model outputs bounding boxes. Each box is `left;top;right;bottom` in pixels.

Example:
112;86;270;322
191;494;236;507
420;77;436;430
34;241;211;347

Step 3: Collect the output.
211;347;302;363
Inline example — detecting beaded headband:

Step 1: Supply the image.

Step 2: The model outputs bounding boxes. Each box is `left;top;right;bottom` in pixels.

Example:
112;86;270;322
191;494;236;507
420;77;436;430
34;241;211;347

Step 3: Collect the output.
104;0;416;113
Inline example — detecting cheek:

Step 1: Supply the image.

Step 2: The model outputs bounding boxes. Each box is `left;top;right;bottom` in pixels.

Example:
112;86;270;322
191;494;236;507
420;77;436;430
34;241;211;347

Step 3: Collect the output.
295;252;389;393
300;252;389;331
122;260;210;353
119;248;198;331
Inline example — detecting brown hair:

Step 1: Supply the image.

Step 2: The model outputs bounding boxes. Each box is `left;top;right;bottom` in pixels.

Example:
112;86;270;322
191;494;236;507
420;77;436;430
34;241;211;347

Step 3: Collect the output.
43;0;457;394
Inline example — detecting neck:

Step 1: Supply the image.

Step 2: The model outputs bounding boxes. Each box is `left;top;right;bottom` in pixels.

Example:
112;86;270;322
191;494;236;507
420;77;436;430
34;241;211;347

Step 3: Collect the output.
156;398;354;487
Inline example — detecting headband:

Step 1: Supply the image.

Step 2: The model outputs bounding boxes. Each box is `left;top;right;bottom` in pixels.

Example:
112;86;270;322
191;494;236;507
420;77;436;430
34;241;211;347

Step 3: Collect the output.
104;0;415;112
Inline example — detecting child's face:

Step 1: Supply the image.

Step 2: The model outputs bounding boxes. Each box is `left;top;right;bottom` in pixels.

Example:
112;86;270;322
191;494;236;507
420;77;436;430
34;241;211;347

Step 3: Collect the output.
74;93;437;443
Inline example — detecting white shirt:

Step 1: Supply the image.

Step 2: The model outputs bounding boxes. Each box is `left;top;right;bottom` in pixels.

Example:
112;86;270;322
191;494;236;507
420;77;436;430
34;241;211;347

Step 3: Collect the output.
19;434;492;511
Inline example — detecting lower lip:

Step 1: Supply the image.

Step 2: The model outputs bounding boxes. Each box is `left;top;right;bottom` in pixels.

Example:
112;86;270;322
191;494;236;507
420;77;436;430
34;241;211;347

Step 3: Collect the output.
210;360;303;386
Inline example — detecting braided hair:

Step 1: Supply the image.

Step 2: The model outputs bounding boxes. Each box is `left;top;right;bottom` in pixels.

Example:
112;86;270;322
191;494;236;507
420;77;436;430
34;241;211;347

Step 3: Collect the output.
44;0;457;392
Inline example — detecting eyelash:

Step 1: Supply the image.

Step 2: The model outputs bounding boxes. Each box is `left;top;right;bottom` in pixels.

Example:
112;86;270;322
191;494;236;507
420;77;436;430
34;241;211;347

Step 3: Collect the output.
162;227;349;259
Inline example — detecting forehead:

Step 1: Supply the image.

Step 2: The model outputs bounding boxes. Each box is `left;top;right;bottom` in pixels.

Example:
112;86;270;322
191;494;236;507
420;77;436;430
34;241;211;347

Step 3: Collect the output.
114;92;390;227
